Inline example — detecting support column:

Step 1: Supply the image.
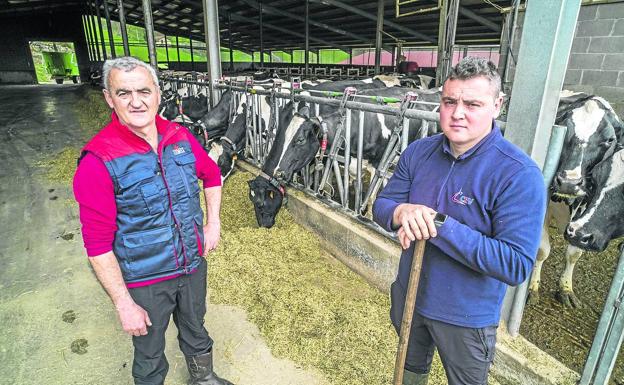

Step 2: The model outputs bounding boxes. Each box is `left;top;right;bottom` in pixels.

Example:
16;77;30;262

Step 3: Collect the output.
349;47;353;65
82;13;93;61
88;1;102;61
117;0;130;56
102;0;116;57
259;1;264;68
202;0;222;107
164;34;170;65
228;13;234;71
95;0;107;60
501;0;582;337
374;0;383;74
189;35;194;72
142;0;157;70
176;35;181;66
436;0;460;85
304;0;309;76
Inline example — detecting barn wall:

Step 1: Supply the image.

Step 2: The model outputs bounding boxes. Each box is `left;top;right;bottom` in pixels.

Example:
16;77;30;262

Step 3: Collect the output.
508;3;624;116
565;3;624;116
0;8;90;84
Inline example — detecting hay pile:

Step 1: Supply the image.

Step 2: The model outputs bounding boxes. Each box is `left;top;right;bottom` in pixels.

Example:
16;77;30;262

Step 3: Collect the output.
35;147;81;185
210;171;448;385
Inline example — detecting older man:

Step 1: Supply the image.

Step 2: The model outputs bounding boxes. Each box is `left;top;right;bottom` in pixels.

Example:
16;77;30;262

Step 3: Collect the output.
73;57;232;385
373;57;546;385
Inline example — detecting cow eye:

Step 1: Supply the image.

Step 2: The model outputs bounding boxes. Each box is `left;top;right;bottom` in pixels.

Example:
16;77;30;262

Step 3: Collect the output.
295;136;306;145
604;137;615;145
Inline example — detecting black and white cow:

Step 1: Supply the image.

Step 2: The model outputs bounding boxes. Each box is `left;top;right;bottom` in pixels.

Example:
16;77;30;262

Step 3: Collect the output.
565;147;624;251
248;102;297;228
247;87;440;228
527;91;624;307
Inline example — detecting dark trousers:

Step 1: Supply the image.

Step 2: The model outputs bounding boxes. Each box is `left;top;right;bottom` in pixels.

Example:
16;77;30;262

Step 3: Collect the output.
390;281;497;385
129;258;213;385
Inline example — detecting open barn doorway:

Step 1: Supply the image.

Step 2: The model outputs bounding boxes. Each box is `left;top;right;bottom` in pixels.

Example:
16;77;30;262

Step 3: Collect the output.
28;41;79;84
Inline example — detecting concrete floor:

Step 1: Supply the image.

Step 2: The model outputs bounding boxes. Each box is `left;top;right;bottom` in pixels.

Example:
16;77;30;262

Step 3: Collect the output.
0;85;326;385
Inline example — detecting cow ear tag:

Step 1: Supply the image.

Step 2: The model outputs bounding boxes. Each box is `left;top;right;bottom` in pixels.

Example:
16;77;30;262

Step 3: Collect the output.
232;154;238;161
269;190;274;199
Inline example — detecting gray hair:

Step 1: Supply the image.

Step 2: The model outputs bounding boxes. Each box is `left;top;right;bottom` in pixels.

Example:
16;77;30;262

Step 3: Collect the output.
445;56;501;98
102;56;159;92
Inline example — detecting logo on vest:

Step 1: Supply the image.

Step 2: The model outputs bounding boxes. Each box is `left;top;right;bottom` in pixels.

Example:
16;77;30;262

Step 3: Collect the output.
451;188;474;206
172;144;186;155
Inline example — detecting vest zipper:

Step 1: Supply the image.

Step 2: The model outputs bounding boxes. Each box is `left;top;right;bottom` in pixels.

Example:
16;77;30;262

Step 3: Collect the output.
435;160;456;208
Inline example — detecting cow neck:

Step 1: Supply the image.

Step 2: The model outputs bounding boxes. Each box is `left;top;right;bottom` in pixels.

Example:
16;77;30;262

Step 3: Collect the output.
442;120;502;161
259;171;285;196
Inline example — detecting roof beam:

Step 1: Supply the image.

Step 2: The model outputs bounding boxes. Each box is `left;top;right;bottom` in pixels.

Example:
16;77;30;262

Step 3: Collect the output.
238;0;392;51
458;6;501;33
309;0;436;43
228;12;349;51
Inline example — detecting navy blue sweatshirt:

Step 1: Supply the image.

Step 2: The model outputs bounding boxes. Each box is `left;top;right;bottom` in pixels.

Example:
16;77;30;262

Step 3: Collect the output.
373;125;546;328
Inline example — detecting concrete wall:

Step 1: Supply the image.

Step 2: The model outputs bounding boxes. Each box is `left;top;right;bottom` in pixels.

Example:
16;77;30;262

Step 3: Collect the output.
0;8;90;84
565;3;624;116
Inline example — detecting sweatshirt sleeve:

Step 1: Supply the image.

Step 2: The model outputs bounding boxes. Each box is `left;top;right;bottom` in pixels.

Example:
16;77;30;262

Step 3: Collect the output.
372;145;414;232
73;153;118;257
429;166;546;286
187;131;222;188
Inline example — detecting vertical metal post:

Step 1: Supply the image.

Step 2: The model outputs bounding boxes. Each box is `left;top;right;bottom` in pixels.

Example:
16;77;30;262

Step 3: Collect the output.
343;109;351;209
349;47;353;65
501;0;520;94
304;0;309;77
203;0;222;107
374;0;383;74
176;35;181;66
164;34;170;65
102;0;116;58
94;0;107;60
502;0;582;337
88;1;102;61
435;0;447;86
82;14;94;61
189;35;195;72
259;1;264;68
436;0;459;85
142;0;157;70
228;13;234;71
355;110;364;214
84;3;97;61
117;0;130;56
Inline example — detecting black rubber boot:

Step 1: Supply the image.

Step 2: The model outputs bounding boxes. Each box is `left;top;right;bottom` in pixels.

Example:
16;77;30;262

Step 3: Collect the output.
403;369;429;385
185;349;234;385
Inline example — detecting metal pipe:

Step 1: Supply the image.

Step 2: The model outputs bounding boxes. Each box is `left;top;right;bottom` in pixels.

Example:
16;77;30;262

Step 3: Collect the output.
88;0;101;61
506;124;567;337
189;35;194;72
176;35;181;65
164;34;170;64
84;3;96;61
259;1;264;67
374;0;383;75
202;0;222;107
142;0;158;70
117;0;130;56
228;13;234;72
355;110;364;214
343;108;351;209
82;14;93;61
349;47;353;65
94;0;107;60
304;0;309;77
102;0;116;58
435;0;447;86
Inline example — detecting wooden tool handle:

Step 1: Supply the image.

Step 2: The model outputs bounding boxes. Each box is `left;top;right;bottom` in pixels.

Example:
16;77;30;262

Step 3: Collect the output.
393;239;427;385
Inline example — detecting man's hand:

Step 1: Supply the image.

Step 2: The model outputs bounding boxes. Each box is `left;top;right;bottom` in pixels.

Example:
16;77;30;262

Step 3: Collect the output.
394;203;438;248
203;221;221;256
116;299;152;337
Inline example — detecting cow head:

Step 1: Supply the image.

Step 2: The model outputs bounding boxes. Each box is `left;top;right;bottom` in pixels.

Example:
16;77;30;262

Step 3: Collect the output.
273;108;332;182
552;95;623;199
248;176;284;228
565;147;624;251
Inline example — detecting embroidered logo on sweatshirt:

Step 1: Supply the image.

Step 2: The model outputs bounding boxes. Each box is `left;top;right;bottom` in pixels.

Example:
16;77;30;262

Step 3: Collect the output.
172;144;186;155
452;188;474;206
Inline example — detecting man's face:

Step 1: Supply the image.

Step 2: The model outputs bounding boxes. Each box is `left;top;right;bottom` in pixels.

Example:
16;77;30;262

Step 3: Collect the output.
439;76;502;151
103;66;161;132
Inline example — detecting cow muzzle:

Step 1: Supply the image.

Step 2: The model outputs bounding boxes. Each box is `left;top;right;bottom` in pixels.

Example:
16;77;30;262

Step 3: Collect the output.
552;173;587;197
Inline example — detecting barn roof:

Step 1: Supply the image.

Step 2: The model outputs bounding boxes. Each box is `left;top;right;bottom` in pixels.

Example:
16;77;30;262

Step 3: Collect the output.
2;0;513;53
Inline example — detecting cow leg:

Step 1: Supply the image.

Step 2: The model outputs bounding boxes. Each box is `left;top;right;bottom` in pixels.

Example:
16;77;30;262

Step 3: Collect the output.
556;245;583;308
527;224;551;306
